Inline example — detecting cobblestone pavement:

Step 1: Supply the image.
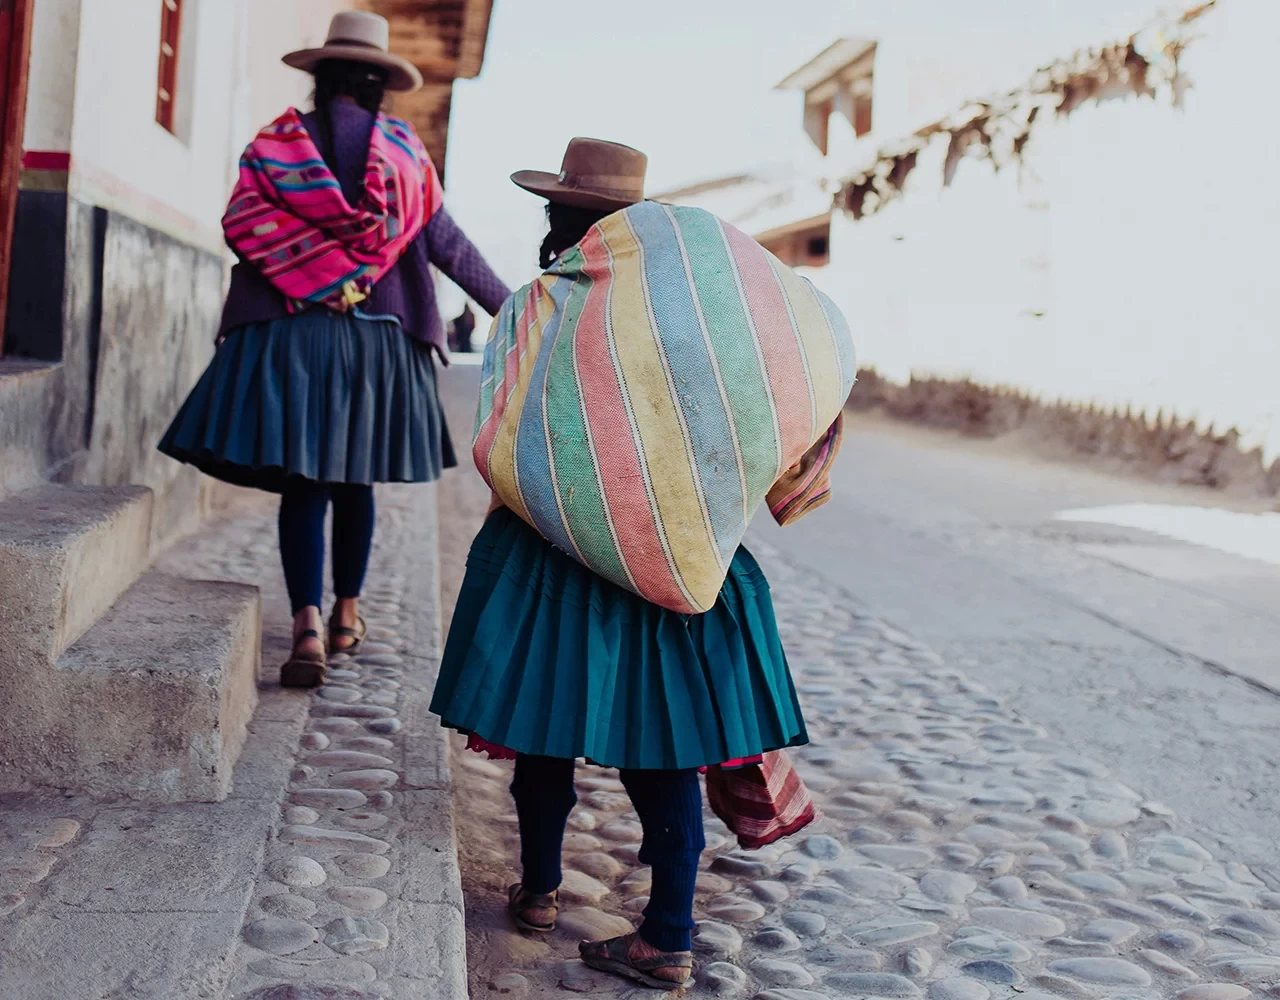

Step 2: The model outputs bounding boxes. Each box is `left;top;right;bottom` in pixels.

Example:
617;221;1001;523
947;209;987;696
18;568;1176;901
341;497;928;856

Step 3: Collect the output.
0;483;462;1000
455;536;1280;1000
209;484;466;1000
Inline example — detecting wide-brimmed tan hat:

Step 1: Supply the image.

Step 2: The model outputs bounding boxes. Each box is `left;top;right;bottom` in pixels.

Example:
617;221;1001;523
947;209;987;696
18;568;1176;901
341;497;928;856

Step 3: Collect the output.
283;11;423;94
512;138;648;211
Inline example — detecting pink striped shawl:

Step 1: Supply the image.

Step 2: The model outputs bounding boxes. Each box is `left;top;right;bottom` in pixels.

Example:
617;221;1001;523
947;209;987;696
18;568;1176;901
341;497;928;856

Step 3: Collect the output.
222;108;442;313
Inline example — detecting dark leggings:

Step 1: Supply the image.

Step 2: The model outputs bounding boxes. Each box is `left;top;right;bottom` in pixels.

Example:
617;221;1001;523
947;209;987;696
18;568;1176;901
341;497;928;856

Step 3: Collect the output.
511;754;705;953
279;481;376;614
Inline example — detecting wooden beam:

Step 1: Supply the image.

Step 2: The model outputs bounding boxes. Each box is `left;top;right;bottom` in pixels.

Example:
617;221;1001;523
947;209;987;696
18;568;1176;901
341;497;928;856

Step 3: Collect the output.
455;0;493;79
0;0;36;355
366;0;494;80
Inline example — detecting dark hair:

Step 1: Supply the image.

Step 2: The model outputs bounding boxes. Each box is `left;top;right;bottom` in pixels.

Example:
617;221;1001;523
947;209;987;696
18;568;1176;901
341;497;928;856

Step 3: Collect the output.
311;59;388;168
540;202;612;269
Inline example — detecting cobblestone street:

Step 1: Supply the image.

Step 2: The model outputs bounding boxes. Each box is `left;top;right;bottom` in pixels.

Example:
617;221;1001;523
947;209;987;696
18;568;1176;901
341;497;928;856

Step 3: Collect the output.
456;536;1280;1000
1;375;1276;1000
425;367;1280;1000
206;485;466;1000
0;482;466;1000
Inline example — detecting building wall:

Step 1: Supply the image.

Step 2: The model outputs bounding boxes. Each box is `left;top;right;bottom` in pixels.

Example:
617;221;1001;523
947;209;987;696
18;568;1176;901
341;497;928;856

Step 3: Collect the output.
23;0;347;254
243;1;351;146
3;0;348;534
21;0;79;154
815;0;1280;466
68;0;232;250
821;33;1056;170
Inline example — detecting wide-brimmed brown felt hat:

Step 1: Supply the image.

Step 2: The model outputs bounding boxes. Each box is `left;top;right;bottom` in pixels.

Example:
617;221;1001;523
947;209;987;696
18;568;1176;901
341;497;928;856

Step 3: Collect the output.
512;138;648;211
283;11;423;94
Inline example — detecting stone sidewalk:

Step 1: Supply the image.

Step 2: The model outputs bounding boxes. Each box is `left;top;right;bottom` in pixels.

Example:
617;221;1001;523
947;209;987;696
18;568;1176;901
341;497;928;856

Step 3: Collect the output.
0;482;465;1000
454;532;1280;1000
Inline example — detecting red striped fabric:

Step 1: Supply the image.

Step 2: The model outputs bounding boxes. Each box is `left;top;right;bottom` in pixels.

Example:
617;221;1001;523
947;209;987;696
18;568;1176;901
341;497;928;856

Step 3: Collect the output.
705;751;819;850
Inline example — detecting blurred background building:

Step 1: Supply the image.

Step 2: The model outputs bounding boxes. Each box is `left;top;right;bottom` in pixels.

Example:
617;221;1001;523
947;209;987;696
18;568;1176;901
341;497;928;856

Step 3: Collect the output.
662;0;1279;492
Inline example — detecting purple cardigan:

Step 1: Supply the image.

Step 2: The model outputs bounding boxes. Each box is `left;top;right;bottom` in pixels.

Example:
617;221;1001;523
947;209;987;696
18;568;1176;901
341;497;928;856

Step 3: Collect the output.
218;102;510;358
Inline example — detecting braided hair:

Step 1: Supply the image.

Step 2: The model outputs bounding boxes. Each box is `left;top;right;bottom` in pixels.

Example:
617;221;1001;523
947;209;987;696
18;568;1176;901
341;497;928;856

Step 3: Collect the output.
539;202;612;270
311;59;388;169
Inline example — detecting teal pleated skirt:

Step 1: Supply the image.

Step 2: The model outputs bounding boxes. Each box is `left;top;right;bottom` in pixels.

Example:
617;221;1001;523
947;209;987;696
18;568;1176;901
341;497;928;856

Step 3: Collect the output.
158;313;454;493
430;508;808;770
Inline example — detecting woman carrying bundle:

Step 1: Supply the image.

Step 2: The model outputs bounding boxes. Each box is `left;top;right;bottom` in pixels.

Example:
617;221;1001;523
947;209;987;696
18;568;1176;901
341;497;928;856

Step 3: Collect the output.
432;139;854;989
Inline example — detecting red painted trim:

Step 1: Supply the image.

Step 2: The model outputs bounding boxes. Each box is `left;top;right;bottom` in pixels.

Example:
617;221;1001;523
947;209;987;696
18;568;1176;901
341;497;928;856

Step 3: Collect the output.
1;0;38;353
20;150;70;171
17;151;223;253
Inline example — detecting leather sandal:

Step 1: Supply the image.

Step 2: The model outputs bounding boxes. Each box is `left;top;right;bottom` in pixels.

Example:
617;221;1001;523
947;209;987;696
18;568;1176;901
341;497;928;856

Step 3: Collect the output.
507;883;558;933
579;932;694;990
326;612;367;656
281;629;326;688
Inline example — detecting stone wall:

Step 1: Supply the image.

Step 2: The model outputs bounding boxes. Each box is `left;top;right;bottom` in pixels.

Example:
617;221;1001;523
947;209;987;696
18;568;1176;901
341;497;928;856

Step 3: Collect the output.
79;212;224;545
0;195;224;544
1;196;106;498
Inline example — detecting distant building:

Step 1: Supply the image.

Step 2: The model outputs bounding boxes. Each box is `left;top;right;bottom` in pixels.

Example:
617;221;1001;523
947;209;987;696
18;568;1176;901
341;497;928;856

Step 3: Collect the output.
657;31;1048;272
666;5;1280;480
656;170;833;270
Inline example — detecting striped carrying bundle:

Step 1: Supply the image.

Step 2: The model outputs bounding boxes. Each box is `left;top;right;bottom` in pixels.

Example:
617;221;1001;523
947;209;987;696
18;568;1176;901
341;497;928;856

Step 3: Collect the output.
474;201;856;614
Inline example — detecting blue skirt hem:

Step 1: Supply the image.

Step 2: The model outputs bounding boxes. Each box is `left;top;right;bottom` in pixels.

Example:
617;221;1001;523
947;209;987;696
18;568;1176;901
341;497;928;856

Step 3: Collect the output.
158;313;455;494
430;508;809;771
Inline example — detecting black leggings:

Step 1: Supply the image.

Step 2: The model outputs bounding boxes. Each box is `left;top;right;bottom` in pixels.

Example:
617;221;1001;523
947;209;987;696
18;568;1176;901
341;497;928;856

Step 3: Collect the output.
278;481;375;614
511;754;705;953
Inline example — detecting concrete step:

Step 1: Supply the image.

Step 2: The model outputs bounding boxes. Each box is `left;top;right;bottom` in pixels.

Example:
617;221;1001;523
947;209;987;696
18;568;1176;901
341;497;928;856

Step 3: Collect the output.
0;482;263;802
44;571;262;802
0;482;154;662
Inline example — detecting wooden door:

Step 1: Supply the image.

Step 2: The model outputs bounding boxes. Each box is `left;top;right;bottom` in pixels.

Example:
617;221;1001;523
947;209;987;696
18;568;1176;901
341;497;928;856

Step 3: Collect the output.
0;0;35;354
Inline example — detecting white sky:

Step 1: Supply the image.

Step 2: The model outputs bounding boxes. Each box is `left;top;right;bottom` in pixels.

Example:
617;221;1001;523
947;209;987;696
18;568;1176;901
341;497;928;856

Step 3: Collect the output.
437;0;1168;314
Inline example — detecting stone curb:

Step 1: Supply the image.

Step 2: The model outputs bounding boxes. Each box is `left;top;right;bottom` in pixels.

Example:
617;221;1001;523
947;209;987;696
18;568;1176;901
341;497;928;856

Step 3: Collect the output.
220;484;468;1000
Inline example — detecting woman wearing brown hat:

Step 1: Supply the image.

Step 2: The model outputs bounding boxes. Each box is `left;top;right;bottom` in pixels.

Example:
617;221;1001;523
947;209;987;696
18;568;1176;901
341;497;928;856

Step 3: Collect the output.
160;12;509;686
431;140;810;990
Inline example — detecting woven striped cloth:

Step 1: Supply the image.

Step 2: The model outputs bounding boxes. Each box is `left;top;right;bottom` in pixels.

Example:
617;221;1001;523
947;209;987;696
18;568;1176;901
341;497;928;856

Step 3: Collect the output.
705;751;820;849
767;412;844;526
223;109;441;313
474;201;856;615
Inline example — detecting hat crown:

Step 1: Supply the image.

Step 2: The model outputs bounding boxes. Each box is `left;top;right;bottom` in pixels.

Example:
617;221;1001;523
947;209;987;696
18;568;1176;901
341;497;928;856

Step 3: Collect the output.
558;138;647;195
325;11;391;52
511;137;648;210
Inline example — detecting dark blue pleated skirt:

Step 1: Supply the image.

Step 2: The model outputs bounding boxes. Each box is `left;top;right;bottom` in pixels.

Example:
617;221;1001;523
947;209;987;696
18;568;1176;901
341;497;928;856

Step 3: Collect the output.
430;508;809;771
158;313;454;493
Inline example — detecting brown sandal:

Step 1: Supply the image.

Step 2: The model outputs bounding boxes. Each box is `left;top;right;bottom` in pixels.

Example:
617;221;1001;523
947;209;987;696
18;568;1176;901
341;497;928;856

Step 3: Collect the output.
281;629;326;688
507;883;559;933
579;933;694;990
326;613;367;656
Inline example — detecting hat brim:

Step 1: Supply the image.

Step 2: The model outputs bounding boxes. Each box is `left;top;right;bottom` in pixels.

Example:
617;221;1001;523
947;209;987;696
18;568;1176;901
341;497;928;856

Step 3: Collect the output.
282;46;423;93
510;170;642;211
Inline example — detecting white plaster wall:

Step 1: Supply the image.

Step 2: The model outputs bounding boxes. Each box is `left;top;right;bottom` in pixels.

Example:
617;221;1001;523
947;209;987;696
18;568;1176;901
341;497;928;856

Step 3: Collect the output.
24;0;344;252
21;0;80;151
819;1;1280;465
866;33;1059;141
68;0;236;249
242;0;348;142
